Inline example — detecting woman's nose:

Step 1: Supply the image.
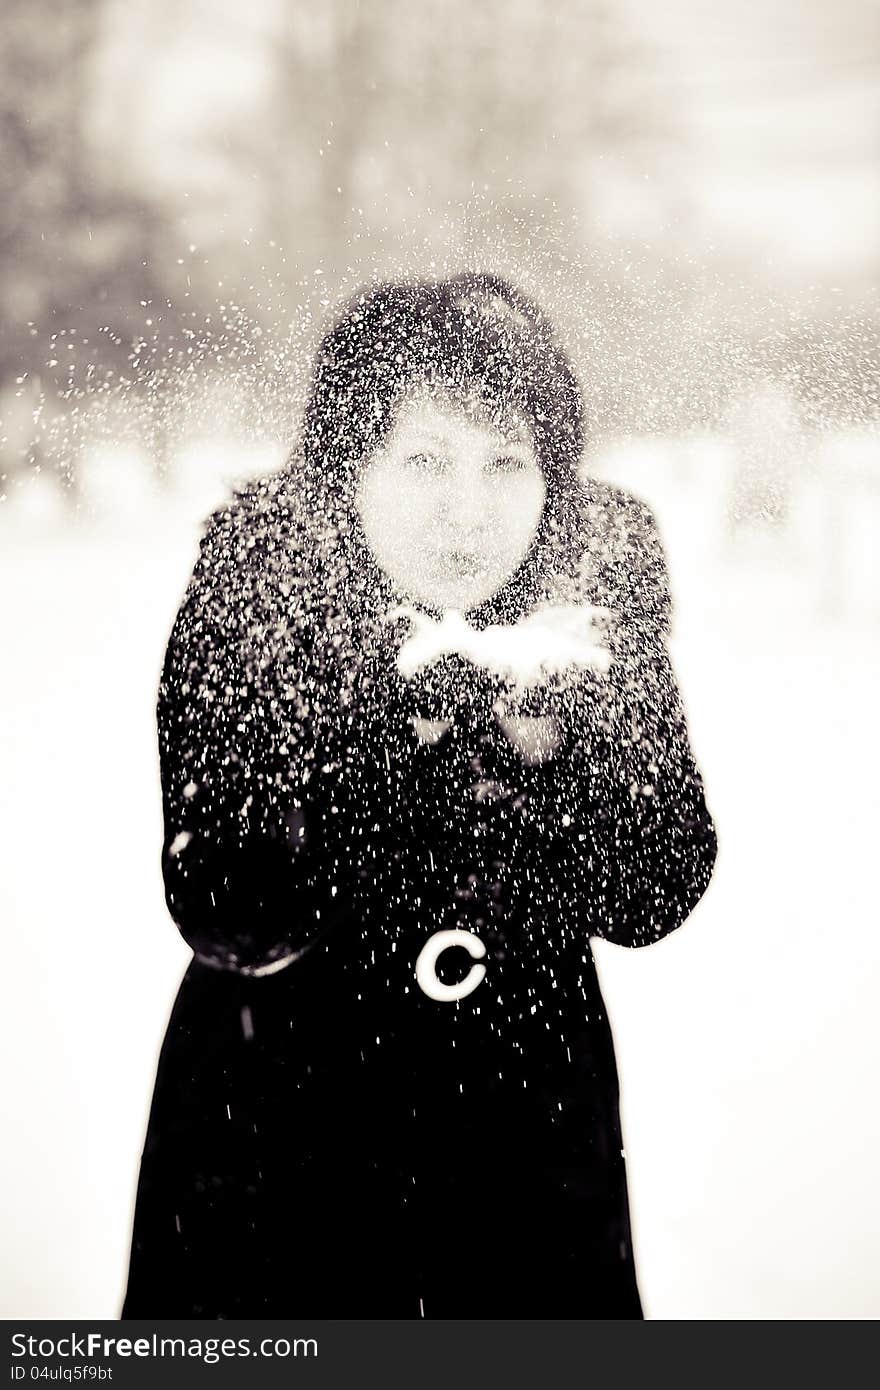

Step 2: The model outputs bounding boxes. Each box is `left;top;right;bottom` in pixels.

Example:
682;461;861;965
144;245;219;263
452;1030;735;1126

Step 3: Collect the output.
437;466;484;534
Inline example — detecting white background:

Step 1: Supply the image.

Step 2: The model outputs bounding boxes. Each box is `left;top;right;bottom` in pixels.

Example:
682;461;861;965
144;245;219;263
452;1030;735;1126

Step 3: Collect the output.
2;430;877;1320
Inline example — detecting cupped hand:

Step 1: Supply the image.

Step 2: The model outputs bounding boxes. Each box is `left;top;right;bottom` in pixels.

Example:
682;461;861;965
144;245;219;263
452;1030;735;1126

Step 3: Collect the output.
492;709;562;765
411;716;453;745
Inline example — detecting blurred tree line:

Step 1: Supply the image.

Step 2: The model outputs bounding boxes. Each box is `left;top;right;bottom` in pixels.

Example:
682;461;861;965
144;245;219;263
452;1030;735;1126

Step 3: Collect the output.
1;0;875;505
0;1;165;379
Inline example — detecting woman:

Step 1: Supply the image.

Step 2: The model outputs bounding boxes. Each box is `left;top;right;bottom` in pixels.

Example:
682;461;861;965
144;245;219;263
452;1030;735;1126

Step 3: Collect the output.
121;273;717;1318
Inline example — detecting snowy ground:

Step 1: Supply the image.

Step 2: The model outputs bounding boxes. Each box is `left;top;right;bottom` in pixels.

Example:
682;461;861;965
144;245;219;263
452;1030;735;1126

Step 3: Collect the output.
1;434;878;1319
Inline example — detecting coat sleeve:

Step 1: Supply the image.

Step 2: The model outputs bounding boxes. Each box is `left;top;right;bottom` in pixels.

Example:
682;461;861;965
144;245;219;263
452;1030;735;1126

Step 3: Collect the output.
156;494;360;976
549;495;717;948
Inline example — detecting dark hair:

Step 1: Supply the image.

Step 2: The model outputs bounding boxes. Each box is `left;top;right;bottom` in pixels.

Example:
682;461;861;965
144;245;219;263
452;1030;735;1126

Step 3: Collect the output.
301;272;584;498
294;272;588;628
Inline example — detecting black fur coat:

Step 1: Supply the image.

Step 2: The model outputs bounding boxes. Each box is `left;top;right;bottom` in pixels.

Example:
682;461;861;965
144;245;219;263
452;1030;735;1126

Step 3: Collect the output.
121;461;717;1318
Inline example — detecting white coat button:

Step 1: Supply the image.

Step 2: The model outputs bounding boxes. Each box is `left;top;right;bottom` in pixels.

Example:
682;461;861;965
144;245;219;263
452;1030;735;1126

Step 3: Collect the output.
415;928;487;1003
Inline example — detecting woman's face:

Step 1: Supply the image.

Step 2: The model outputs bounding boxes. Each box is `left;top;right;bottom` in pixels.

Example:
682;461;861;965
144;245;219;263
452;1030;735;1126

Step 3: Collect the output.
355;388;546;612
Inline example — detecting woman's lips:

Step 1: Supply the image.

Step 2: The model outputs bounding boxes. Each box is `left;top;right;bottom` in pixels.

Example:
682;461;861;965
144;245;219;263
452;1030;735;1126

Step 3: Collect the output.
435;550;484;578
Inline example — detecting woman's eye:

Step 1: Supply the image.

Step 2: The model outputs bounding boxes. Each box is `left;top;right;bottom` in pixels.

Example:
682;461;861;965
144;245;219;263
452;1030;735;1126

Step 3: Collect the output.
486;454;527;474
404;452;445;473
